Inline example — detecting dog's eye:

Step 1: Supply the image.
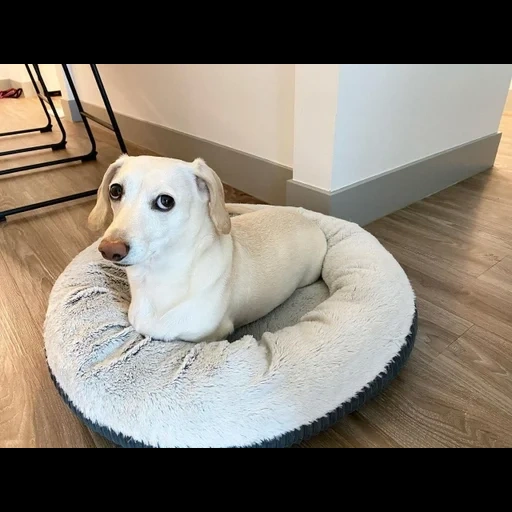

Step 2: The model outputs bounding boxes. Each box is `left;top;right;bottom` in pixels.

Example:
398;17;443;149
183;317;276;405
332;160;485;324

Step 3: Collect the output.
155;195;175;211
109;184;123;201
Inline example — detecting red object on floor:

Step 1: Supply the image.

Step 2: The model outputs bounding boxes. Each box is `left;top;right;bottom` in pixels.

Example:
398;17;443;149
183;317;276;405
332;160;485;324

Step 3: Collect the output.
0;88;23;99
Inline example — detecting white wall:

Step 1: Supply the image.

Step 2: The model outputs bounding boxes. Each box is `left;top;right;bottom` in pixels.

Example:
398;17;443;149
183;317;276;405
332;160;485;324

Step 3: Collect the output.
61;64;512;193
293;64;340;191
3;64;66;91
68;64;295;167
38;64;61;92
7;64;29;82
326;64;512;191
56;65;75;101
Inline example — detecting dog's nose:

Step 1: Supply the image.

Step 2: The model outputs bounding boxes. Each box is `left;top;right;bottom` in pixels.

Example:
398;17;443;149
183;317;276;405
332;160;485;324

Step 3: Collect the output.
98;239;130;262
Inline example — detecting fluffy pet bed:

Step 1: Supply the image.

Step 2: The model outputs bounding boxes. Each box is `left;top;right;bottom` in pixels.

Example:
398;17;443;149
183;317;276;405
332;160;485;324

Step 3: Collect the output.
44;206;417;448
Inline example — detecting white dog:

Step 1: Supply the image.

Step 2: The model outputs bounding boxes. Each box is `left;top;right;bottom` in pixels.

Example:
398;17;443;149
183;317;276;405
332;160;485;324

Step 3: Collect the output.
89;154;327;343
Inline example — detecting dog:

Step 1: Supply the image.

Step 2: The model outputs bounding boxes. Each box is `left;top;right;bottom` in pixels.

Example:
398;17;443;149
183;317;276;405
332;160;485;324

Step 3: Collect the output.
89;154;327;343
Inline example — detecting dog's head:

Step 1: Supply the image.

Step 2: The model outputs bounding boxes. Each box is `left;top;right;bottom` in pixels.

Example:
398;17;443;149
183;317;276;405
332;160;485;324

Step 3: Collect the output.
88;154;231;266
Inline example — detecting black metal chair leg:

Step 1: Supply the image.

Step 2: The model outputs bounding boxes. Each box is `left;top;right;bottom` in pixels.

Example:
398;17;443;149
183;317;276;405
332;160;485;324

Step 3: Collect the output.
0;64;98;176
68;65;128;155
89;64;128;154
0;190;98;222
0;63;127;222
32;64;67;151
0;64;53;139
25;64;53;133
61;64;98;159
0;64;66;158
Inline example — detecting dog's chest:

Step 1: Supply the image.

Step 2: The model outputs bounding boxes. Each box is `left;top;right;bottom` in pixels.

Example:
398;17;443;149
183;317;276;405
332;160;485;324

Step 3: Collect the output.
128;274;189;319
127;290;187;340
126;272;228;341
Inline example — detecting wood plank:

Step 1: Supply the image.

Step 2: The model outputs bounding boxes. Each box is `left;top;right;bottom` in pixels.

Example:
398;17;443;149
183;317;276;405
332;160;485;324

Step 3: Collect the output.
368;210;509;278
0;250;108;448
354;345;512;448
367;238;512;341
406;199;512;254
413;297;472;361
478;256;512;292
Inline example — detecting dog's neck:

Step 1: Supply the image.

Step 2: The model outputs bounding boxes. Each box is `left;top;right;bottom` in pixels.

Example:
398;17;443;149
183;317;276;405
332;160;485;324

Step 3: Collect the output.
125;215;233;316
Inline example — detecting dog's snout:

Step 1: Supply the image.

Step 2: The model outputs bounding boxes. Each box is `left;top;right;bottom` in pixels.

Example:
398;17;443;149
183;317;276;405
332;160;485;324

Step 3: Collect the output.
98;239;130;262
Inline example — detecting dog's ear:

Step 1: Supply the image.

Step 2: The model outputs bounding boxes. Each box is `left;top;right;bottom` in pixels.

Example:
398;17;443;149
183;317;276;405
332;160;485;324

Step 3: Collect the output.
88;154;128;232
192;158;231;235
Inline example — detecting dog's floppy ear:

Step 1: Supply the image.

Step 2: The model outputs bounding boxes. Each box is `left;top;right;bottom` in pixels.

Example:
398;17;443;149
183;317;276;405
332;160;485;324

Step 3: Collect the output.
192;158;231;235
88;154;128;232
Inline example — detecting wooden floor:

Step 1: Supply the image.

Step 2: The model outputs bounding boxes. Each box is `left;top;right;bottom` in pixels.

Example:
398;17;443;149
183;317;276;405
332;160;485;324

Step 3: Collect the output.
1;96;511;448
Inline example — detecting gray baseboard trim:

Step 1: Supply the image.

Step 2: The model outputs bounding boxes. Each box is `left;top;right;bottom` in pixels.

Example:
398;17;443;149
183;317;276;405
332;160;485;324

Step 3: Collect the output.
0;78;11;90
286;181;331;216
10;79;36;98
81;101;292;205
60;98;82;122
287;132;502;226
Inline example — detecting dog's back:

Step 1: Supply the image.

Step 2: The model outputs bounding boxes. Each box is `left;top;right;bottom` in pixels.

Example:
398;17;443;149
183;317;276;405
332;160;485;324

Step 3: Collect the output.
227;207;327;329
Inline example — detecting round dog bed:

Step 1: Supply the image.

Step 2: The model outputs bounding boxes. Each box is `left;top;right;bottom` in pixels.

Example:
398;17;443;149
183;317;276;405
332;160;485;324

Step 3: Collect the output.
44;205;417;448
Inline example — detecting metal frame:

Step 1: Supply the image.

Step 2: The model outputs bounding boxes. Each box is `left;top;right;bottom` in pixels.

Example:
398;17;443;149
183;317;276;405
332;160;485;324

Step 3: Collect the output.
0;64;127;222
0;65;70;160
0;66;53;137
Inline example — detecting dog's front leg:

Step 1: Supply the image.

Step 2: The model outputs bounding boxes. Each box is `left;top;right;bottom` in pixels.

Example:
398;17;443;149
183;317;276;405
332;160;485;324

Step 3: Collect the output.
129;296;229;344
